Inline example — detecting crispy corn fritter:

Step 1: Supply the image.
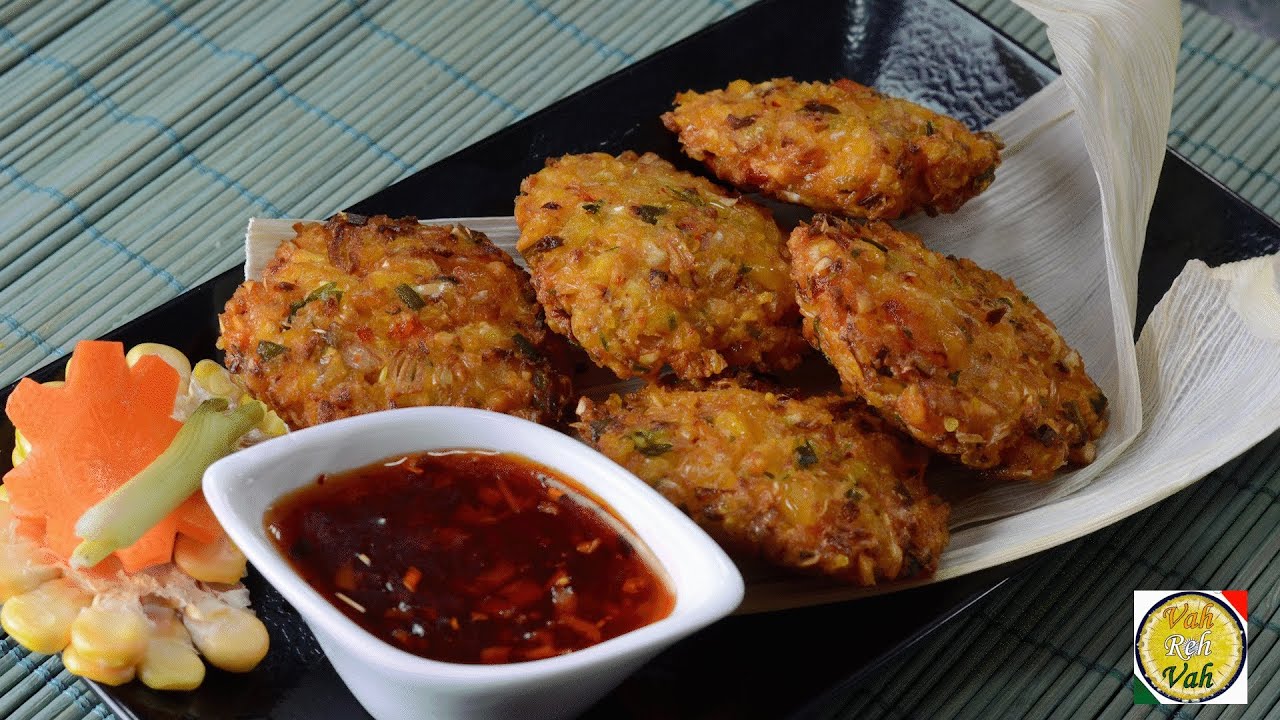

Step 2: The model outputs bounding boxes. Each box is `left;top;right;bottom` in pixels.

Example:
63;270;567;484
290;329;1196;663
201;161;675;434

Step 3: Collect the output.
575;381;949;585
218;214;571;428
514;151;807;380
788;215;1108;480
662;78;1003;220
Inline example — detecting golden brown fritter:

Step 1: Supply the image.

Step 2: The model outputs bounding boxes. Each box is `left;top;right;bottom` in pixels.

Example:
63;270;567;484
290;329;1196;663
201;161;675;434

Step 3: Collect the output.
575;380;949;585
218;214;571;428
662;78;1003;220
514;151;807;380
788;215;1108;481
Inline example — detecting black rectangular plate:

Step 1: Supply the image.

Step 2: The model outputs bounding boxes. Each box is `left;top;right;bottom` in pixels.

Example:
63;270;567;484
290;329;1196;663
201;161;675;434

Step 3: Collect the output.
4;0;1279;718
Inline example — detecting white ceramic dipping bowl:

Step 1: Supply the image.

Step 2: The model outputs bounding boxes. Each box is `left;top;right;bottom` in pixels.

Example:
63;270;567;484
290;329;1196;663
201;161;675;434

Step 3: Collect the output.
203;406;744;720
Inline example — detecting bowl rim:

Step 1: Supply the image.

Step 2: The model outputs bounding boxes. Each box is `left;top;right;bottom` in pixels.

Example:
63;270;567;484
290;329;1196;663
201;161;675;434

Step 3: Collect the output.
203;405;745;686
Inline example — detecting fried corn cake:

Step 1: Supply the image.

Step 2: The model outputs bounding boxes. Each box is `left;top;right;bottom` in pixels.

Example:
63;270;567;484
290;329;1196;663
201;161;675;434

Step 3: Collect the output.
219;214;571;428
788;214;1108;480
576;380;949;585
515;151;807;380
663;78;1003;220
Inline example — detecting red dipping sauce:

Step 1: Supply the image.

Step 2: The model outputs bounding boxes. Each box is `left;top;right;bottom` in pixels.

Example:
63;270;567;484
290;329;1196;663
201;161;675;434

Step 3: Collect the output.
264;450;675;664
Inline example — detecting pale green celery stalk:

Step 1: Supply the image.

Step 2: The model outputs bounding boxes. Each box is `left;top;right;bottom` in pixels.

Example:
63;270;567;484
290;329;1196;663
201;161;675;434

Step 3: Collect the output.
70;398;264;569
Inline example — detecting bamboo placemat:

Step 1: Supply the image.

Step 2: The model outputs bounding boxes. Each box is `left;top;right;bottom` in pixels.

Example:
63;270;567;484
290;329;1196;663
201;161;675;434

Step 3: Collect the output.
0;1;1276;718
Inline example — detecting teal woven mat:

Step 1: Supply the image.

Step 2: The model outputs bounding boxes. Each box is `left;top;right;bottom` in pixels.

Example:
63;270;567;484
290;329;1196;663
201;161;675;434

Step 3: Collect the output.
0;1;1277;719
0;0;754;387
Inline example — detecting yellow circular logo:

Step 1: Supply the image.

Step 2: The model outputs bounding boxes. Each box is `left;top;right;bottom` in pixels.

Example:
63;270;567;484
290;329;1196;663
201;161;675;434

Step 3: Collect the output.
1135;592;1246;703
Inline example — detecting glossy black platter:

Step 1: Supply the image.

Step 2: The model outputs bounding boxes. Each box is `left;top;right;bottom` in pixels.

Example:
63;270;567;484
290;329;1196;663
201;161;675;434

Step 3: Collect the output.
3;0;1278;718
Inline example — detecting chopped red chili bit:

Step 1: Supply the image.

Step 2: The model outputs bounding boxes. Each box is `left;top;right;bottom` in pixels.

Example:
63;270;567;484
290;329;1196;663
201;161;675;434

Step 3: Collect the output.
403;566;422;593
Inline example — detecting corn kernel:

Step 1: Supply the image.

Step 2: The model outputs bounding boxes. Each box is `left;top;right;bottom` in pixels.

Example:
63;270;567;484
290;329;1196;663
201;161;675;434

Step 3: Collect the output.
185;601;269;673
62;644;137;686
0;542;61;601
139;635;206;691
258;407;289;437
713;411;748;439
126;343;192;394
70;604;149;669
11;428;31;466
192;359;239;398
238;397;287;437
173;533;247;585
1;578;92;654
143;604;188;639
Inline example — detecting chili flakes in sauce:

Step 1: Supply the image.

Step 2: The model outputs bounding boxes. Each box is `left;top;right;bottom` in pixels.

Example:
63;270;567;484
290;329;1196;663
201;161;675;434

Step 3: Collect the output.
265;450;674;664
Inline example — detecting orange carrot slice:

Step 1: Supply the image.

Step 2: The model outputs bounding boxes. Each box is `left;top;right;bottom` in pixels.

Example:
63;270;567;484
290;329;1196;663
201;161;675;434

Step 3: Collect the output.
3;340;229;573
174;494;224;546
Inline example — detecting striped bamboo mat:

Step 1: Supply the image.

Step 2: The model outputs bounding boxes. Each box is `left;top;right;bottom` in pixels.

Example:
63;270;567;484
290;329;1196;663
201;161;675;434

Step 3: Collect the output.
0;1;1276;718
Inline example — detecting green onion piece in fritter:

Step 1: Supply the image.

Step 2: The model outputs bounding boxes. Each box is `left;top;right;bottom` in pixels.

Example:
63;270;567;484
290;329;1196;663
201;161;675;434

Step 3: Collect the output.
286;281;343;325
664;186;706;207
632;205;667;225
395;284;426;310
257;340;287;360
795;440;818;468
629;429;673;457
859;237;889;254
512;333;542;361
